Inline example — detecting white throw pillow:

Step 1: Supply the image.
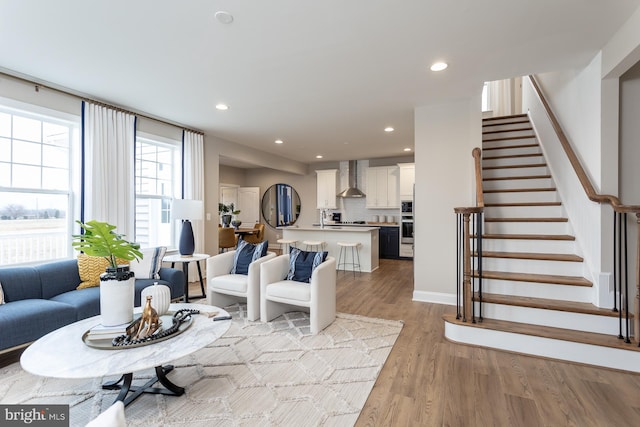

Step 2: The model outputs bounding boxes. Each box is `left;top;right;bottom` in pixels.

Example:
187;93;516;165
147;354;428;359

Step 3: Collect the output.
129;246;167;279
86;401;125;427
0;280;4;304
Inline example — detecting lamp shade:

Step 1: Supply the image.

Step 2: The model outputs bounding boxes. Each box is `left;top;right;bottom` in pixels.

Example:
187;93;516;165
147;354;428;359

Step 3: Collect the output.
171;199;203;221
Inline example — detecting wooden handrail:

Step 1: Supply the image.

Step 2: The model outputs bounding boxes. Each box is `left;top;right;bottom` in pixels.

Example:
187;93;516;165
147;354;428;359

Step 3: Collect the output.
527;75;640;214
473;147;484;208
529;74;640;345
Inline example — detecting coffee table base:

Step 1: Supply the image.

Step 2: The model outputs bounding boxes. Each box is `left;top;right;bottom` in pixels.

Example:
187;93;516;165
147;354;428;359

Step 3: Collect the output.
102;365;184;406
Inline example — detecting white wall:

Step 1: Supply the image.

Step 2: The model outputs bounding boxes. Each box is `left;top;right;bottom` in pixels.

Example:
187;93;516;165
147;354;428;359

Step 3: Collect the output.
413;97;481;304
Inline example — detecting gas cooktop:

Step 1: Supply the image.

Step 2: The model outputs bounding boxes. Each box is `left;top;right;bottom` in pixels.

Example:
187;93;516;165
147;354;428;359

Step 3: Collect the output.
336;220;366;224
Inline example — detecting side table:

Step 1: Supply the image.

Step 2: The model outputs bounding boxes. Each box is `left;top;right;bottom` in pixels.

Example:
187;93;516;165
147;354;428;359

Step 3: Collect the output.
163;253;209;302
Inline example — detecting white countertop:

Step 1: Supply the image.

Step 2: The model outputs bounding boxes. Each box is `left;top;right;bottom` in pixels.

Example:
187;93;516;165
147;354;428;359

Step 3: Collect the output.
280;225;380;232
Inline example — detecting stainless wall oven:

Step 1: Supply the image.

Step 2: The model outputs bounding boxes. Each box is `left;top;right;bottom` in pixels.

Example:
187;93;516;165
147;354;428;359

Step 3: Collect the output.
401;218;414;244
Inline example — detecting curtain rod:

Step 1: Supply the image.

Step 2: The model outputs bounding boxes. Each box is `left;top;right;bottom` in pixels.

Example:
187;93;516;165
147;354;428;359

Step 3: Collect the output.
0;69;205;136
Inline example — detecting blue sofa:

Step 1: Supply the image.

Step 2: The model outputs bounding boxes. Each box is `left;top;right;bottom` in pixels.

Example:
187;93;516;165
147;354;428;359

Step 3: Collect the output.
0;259;185;352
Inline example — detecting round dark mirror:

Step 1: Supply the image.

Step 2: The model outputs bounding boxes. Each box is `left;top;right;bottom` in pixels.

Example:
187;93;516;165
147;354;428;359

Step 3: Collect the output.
261;184;301;228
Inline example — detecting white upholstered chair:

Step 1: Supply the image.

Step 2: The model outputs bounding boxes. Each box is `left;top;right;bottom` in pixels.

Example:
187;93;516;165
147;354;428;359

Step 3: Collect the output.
206;250;276;321
260;254;336;334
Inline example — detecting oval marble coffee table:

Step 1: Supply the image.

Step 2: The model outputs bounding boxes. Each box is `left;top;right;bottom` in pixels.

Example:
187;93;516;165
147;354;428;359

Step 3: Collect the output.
20;303;231;406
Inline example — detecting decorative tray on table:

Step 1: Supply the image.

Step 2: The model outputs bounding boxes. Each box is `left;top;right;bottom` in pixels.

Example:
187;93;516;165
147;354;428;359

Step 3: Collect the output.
82;309;197;350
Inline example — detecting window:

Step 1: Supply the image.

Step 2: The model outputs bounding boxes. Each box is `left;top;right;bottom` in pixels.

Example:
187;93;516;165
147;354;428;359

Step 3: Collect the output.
135;133;181;249
482;81;491;112
0;101;80;265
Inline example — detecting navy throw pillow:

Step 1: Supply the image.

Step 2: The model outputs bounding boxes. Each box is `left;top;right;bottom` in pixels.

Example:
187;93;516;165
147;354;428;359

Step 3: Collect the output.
231;240;268;275
287;247;328;283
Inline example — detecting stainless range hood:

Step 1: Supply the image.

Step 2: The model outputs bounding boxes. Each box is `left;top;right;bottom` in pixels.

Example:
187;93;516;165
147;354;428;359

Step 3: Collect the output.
337;160;366;198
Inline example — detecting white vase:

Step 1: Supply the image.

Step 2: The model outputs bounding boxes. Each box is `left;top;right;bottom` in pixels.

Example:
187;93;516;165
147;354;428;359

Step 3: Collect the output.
99;267;135;326
140;282;171;316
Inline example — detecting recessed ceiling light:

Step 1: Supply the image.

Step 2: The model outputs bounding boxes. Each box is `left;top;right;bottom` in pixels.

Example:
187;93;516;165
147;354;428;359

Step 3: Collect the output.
214;11;234;24
404;148;412;152
274;139;283;144
316;155;323;159
430;62;448;72
215;103;229;110
384;127;394;132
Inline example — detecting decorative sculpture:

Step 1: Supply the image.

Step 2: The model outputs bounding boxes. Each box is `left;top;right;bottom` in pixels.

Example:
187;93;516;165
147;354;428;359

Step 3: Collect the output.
134;296;162;339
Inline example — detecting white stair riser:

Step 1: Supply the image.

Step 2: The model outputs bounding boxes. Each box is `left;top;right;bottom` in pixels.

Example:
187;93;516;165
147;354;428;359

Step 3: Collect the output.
444;322;640;373
483;166;549;178
484;191;559;204
483;137;537;149
479;303;619;335
482;123;531;132
482;145;541;157
483;205;564;217
478;238;576;254
482;156;545;168
478;257;584;276
483;178;553;190
482;130;535;140
477;278;593;302
483;221;570;235
482;118;528;126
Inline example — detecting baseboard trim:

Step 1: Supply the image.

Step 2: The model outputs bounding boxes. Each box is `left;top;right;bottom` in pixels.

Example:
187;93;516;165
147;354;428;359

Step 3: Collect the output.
413;290;456;306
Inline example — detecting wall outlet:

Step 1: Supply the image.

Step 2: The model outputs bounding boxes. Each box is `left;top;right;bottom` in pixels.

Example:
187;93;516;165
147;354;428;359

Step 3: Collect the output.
206;213;211;221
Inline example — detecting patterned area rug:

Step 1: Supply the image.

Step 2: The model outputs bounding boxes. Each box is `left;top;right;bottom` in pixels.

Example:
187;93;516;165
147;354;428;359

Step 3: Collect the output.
0;306;403;426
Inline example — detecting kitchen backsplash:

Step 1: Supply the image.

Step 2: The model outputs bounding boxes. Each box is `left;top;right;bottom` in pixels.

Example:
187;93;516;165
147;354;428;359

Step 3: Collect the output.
333;197;400;223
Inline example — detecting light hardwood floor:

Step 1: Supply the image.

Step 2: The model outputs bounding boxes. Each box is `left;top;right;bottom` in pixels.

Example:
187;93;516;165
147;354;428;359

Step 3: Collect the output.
334;259;640;427
3;259;639;426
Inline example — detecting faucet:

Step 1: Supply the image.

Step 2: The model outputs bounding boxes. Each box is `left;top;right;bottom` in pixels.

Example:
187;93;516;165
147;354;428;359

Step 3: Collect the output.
320;209;326;228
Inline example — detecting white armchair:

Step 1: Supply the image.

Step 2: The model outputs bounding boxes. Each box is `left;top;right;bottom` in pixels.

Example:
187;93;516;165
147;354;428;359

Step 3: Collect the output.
206;250;276;321
260;254;336;334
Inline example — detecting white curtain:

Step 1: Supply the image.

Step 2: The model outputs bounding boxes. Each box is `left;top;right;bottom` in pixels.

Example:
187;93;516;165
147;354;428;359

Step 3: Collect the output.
83;102;136;238
182;130;205;277
490;79;513;117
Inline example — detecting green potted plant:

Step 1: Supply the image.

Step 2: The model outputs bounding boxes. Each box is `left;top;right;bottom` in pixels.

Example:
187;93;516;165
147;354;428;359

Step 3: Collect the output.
230;203;242;229
218;203;232;227
72;220;143;326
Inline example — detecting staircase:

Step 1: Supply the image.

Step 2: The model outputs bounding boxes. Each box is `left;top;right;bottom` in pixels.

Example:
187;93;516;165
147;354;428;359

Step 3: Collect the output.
444;114;640;372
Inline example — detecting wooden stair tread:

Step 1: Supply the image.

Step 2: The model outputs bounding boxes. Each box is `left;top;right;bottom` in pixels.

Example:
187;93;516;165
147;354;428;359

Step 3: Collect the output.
484;217;568;222
484;175;551;181
484;187;556;193
484;201;562;207
483;163;547;170
475;251;583;262
474;292;622;317
482;114;528;121
479;233;575;241
476;270;592;287
482;143;539;151
482;127;533;135
443;313;640;352
483;153;543;160
483;135;537;142
482;119;530;127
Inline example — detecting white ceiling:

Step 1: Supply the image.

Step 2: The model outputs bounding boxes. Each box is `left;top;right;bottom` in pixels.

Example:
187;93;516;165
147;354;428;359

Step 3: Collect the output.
1;0;639;166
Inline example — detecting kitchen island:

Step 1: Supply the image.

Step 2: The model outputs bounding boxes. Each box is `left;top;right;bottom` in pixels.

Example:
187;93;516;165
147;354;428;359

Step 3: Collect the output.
281;225;379;272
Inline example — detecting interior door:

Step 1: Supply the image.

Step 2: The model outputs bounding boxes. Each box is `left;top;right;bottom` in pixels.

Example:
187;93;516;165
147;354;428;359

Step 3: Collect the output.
237;187;260;225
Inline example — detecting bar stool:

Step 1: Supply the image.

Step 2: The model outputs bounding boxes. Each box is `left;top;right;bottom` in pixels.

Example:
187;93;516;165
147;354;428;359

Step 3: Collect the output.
303;240;326;252
337;242;362;277
277;238;298;255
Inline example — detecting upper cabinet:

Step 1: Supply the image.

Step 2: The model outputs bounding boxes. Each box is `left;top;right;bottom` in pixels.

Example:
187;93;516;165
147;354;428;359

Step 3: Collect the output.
398;163;415;200
366;166;399;209
316;169;338;209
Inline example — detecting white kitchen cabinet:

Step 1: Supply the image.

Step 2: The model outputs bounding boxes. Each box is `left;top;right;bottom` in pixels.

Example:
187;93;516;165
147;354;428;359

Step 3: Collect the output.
398;163;415;200
366;166;399;208
316;169;338;209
